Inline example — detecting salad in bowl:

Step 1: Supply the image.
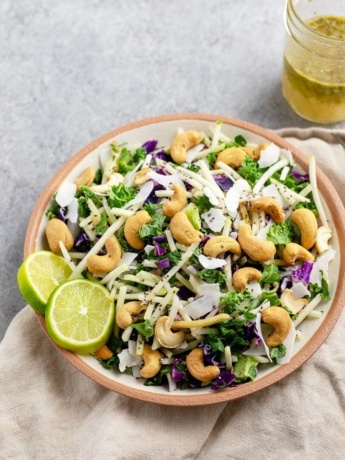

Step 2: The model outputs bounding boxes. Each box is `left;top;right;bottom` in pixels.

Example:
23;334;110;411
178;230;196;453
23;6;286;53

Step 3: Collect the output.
19;115;344;405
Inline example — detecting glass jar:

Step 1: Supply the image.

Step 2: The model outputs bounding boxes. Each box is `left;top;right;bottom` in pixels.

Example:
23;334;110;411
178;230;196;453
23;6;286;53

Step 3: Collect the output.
282;0;345;124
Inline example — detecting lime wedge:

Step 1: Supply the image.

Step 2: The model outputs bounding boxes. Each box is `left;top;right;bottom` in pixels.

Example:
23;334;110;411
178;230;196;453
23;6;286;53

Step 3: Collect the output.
17;251;72;315
45;279;115;354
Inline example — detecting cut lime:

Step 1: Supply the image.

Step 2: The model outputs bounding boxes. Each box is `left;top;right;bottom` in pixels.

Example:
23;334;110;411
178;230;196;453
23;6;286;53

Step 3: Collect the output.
17;251;72;315
45;279;115;354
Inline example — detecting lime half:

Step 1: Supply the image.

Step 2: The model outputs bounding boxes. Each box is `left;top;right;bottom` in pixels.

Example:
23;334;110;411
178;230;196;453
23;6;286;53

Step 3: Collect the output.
17;251;72;315
45;279;114;354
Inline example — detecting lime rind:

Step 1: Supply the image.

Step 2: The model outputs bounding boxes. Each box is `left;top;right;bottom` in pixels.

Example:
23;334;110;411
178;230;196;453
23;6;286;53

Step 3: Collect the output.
45;279;115;354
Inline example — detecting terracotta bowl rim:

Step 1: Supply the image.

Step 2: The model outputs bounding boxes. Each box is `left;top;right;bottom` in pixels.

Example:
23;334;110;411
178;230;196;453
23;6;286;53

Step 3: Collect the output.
24;113;345;406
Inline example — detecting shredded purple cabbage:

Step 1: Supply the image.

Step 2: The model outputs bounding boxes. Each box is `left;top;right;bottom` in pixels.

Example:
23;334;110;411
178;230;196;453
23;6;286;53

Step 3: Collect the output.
153;235;166;243
177;285;194;300
155;167;170;176
291;169;309;183
292;260;314;284
156;258;170;269
244;322;261;347
145;183;164;203
171;359;184;383
211;367;237;391
154;245;166;257
153;150;169;161
57;207;67;223
141;140;158;154
213;175;234;191
74;232;91;252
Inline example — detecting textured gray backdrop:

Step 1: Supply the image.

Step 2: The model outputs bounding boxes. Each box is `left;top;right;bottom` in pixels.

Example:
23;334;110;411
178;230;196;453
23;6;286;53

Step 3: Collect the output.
1;0;344;340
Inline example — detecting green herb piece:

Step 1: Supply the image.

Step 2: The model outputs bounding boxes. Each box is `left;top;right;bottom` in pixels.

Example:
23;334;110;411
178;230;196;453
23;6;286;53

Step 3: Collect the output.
207;152;218;168
238;157;264;187
267;221;298;248
259;292;280;306
234;135;247;146
166;250;182;265
216;319;250;351
184;203;201;230
117;146;147;174
143;202;162;216
308;275;330;301
218;290;251;315
138;213;166;240
207;333;225;353
187;164;201;173
195;195;212;214
144;366;170;386
197;269;227;286
261;264;281;284
131;320;154;339
79;186;103;206
116;227;133;253
270;344;287;364
233;356;258;382
94;212;108;236
107;184;136;208
46;196;60;220
94;168;103;185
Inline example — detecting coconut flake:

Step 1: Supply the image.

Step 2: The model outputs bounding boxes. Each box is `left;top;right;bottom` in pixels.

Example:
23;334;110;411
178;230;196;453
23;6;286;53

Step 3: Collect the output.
65;197;79;223
186;144;204;163
261;184;283;208
204;187;219;206
118;349;142;372
144;244;155;255
198;254;227;269
56;182;77;207
309;247;335;286
124;181;154;208
256;219;274;240
184;293;222;319
147;170;185;190
201;208;226;233
225;179;251;213
199;283;220;296
247;281;262;299
258;143;280;168
280;148;294;165
292;282;310;299
254;311;272;362
119;252;138;267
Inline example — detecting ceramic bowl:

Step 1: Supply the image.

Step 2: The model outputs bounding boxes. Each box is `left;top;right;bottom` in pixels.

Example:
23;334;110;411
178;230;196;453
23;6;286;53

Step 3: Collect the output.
24;113;345;406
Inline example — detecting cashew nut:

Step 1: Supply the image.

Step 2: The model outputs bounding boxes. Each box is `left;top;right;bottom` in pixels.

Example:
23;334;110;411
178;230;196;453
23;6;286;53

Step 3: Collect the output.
232;267;262;292
154;316;186;348
252;197;285;223
170;130;201;163
214;147;247;169
134;167;152;185
162;183;187;217
90;173;124;194
171;313;230;330
203;236;242;258
124;210;152;250
241;147;260;161
261;306;292;347
169;211;203;245
237;223;276;262
116;301;147;329
283;242;314;265
315;225;332;254
86;236;122;274
75;166;96;192
140;344;162;379
291;208;318;249
45;218;74;254
94;345;114;360
186;348;220;382
280;289;308;315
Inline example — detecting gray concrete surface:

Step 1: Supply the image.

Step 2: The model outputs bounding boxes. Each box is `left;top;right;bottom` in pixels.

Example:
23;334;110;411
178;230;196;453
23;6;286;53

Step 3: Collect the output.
1;0;344;341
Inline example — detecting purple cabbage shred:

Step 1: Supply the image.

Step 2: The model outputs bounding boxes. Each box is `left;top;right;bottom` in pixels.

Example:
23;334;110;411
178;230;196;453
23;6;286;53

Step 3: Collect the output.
177;285;194;300
213;175;234;191
145;183;164;203
291;169;309;183
244;322;261;347
154;245;166;257
57;207;67;223
153;150;169;161
211;367;237;391
156;258;170;270
153;235;166;243
141;140;158;154
74;232;91;252
292;260;314;284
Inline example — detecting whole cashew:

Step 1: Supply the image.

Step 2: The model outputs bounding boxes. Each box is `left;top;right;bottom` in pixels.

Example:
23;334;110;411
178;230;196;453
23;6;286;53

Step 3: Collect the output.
90;173;124;194
283;242;314;265
116;301;147;329
86;236;122;274
232;267;262;292
45;218;74;254
291;208;318;249
280;289;308;315
134;167;152;185
252;197;285;223
75;166;96;192
242;147;260;161
261;306;292;347
140;344;162;379
315;225;332;254
186;348;220;382
237;223;276;262
162;183;187;217
154;316;186;348
203;236;242;258
170;211;203;245
124;210;152;250
170;130;201;163
214;147;246;169
171;313;230;329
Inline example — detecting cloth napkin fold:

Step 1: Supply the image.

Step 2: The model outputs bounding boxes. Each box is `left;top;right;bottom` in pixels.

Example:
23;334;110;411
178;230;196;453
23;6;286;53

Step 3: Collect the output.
1;128;345;460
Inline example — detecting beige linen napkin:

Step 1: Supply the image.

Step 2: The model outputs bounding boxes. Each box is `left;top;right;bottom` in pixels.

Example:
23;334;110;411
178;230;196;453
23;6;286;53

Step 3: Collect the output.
1;129;345;460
